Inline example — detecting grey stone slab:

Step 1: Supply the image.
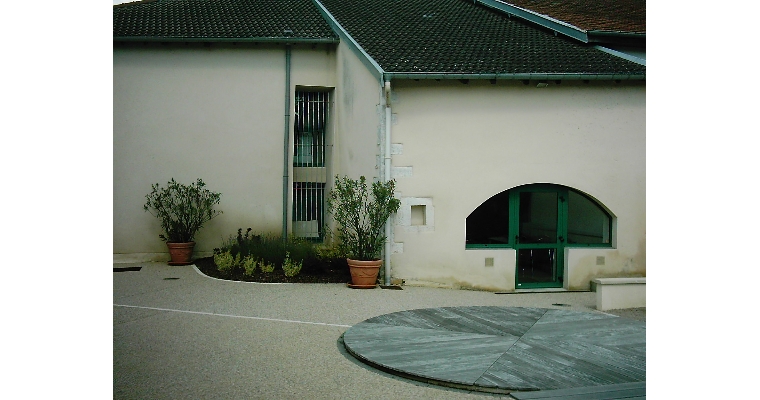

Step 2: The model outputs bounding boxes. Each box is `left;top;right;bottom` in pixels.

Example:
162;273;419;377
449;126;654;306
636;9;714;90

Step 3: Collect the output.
514;338;646;383
525;316;646;344
446;306;547;336
343;322;518;385
365;306;546;337
536;308;615;324
344;306;646;393
477;340;620;390
510;381;646;399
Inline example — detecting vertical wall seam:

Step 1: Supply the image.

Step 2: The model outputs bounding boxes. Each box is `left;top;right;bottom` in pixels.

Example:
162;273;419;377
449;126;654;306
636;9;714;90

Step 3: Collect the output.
282;45;291;239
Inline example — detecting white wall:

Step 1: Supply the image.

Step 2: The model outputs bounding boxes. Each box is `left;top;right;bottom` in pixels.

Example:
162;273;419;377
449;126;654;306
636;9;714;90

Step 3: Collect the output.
113;43;645;292
113;43;339;260
388;79;645;291
331;43;383;182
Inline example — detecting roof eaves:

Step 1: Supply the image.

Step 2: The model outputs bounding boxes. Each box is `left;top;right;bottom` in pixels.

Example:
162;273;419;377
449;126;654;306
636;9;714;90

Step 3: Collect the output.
383;72;645;81
587;30;645;47
593;46;645;66
113;36;340;44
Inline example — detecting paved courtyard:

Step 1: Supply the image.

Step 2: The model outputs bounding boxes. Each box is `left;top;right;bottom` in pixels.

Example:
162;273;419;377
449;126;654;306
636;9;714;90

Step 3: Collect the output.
114;262;644;399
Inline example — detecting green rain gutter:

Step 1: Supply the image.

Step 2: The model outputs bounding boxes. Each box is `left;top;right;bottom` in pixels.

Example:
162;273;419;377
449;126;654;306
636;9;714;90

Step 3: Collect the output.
113;37;339;44
382;72;644;81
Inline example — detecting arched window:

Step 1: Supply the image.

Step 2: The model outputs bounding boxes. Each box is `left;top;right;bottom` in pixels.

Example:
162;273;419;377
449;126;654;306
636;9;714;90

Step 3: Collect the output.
466;184;612;248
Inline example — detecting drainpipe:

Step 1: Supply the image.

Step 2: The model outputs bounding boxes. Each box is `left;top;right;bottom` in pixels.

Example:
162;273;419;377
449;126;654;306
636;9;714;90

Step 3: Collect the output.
282;45;291;240
383;80;392;286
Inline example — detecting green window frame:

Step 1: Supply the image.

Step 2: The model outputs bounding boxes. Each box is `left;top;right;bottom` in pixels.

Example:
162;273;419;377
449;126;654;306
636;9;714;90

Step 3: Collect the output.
465;184;613;249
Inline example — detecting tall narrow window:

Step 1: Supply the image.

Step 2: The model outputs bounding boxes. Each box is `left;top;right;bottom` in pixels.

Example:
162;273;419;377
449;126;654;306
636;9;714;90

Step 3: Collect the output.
293;90;329;240
294;91;327;167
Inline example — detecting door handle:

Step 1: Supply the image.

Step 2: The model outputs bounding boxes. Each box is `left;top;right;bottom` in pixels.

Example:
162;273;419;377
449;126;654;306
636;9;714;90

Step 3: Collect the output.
558;236;564;243
515;235;519;244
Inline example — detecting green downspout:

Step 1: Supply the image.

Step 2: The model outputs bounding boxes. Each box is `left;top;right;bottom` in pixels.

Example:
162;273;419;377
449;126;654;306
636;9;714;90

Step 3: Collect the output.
282;45;291;240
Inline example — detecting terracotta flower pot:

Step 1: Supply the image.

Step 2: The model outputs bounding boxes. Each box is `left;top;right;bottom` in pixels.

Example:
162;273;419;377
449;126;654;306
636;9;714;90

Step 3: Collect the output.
167;242;195;265
347;258;382;288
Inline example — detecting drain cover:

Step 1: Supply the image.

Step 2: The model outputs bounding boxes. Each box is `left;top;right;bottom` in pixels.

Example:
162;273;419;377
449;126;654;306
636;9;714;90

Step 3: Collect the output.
113;267;142;272
552;303;570;307
163;277;180;280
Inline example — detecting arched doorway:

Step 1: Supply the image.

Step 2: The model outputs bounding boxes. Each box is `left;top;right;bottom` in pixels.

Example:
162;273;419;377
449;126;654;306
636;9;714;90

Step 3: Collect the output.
466;184;612;288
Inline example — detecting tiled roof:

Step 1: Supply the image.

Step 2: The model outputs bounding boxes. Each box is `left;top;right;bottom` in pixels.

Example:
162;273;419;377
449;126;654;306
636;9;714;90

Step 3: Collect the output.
113;0;644;77
319;0;644;76
501;0;645;34
113;0;338;42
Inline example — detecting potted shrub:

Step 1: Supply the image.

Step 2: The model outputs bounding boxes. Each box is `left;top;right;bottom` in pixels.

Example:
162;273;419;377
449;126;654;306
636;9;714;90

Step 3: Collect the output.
327;175;400;288
144;178;222;265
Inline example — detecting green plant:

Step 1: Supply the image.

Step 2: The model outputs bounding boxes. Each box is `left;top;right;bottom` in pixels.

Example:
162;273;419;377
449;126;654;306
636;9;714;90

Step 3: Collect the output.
214;250;236;273
327;176;401;261
143;178;222;242
260;261;275;273
242;255;257;276
282;252;303;277
315;243;346;261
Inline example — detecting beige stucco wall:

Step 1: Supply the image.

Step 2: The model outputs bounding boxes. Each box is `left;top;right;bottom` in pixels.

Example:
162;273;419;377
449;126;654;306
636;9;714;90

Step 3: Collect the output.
114;43;349;260
331;43;383;184
388;79;645;291
113;42;644;292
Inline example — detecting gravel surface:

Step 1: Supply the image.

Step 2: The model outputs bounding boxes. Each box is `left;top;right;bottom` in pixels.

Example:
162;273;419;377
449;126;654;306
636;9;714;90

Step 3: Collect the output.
602;307;646;322
196;256;646;322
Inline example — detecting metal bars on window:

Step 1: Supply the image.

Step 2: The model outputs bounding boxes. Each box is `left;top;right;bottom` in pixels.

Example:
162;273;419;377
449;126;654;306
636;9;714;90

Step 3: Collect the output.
292;182;325;239
292;90;328;240
294;91;327;167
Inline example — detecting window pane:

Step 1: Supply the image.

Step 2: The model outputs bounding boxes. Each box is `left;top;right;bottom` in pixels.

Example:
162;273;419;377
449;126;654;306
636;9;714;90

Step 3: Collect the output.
517;248;556;283
466;191;509;245
567;191;610;244
518;192;557;243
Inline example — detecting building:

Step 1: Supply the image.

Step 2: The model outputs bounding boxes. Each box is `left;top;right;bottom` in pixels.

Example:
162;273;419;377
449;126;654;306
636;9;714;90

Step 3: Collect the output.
114;0;645;291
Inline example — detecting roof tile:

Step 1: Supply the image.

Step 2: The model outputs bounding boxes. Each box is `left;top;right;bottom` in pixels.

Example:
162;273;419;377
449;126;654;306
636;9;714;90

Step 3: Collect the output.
320;0;644;75
502;0;645;33
113;0;338;41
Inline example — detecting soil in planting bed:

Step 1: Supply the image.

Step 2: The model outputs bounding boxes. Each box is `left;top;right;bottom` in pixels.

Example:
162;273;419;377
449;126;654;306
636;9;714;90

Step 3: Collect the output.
193;256;352;284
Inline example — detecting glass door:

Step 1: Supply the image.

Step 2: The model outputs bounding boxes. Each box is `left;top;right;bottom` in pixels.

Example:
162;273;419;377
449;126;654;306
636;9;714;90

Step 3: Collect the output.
512;188;566;288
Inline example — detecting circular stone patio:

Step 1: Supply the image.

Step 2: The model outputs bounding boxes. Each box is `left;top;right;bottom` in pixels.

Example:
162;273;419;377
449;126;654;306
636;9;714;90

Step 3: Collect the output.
341;306;646;394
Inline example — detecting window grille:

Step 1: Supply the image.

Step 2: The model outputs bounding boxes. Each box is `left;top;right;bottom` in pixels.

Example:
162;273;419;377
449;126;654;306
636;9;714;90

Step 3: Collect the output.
294;91;327;167
292;182;325;239
292;90;329;240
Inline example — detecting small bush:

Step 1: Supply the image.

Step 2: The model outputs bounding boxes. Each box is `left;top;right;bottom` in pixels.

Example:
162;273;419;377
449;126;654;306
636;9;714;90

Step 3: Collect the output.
214;250;236;273
260;261;275;273
242;255;257;276
315;243;345;260
282;252;303;277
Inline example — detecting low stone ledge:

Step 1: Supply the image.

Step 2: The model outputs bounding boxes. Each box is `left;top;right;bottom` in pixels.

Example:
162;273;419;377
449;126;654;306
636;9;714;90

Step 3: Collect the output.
592;277;646;285
592;277;645;311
